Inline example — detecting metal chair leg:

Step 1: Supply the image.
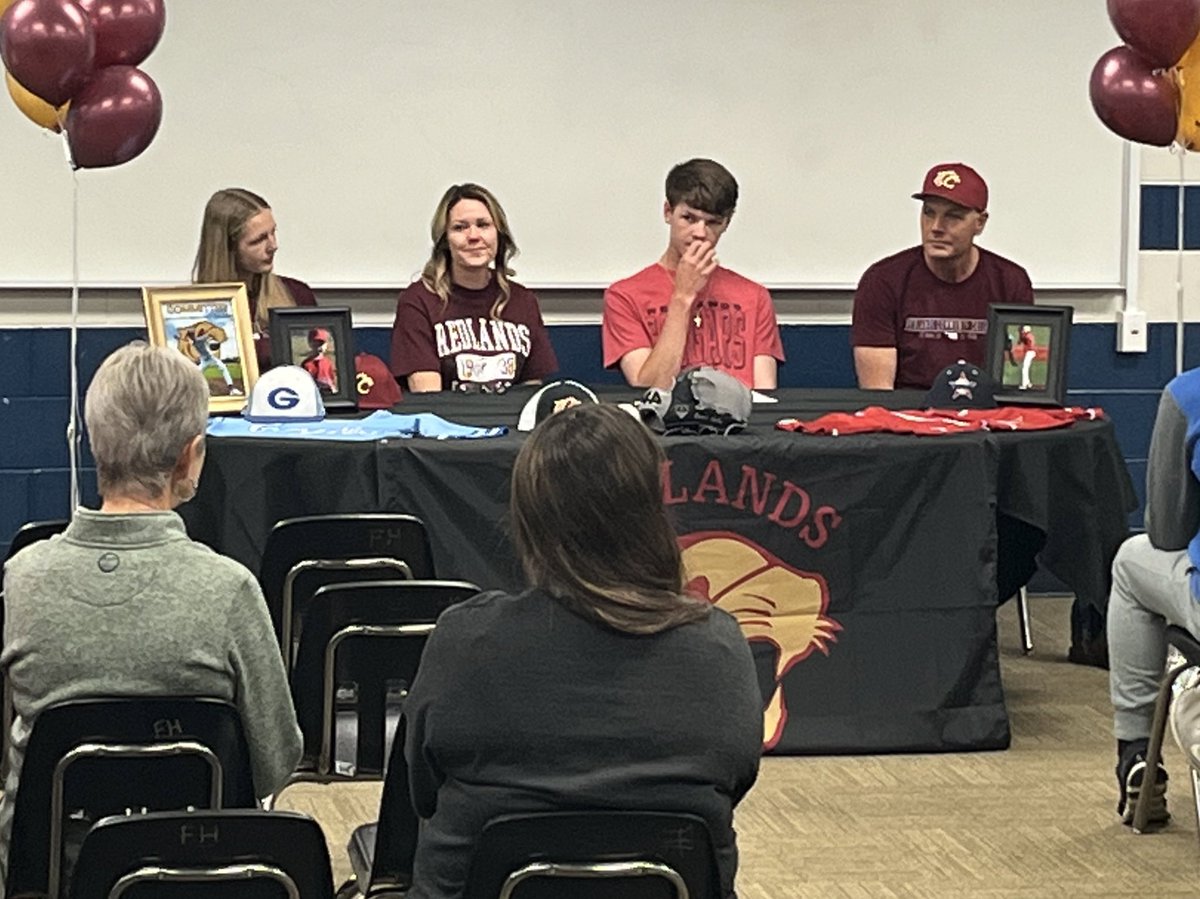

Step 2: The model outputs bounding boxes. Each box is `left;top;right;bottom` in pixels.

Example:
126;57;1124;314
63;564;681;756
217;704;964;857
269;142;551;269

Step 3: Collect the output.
1191;767;1200;847
1016;586;1033;654
1133;660;1191;832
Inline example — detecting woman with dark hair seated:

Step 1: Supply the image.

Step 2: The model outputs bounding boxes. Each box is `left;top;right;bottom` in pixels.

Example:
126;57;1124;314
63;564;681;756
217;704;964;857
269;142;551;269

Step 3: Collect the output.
0;343;301;888
403;404;763;898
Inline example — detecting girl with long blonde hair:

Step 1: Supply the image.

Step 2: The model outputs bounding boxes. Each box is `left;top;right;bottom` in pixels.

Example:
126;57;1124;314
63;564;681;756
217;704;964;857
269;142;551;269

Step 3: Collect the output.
193;188;318;369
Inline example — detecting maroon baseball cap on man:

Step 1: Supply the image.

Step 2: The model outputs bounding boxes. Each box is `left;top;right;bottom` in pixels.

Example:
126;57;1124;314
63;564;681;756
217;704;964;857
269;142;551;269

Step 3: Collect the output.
912;163;988;212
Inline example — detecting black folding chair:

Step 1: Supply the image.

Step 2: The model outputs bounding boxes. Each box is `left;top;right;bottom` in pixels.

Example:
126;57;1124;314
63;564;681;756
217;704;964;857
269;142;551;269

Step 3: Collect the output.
286;579;477;786
280;559;416;673
342;717;419;898
258;514;436;662
69;809;334;899
463;811;722;899
5;697;256;899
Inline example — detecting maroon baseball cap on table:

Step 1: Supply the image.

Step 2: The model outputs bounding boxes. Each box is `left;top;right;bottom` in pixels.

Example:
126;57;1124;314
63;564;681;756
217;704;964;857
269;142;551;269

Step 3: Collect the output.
912;163;988;212
354;352;402;409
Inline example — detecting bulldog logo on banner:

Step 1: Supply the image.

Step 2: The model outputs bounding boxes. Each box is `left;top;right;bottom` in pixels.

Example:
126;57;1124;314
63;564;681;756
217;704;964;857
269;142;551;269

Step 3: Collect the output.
680;531;841;750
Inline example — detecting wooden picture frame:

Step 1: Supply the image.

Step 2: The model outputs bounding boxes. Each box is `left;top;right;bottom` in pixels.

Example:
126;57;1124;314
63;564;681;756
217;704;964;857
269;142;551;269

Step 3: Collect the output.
268;306;358;412
985;303;1073;406
141;283;259;414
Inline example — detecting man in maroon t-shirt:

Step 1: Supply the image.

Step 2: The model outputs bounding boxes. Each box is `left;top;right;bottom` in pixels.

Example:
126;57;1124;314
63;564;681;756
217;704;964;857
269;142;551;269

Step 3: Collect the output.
850;163;1034;390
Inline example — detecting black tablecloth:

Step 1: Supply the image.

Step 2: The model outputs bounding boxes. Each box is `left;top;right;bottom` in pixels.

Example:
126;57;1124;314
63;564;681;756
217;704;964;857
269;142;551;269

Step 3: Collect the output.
183;387;1135;755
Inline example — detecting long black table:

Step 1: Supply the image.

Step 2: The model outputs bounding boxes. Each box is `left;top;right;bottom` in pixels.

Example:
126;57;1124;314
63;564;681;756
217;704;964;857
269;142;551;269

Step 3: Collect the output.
183;387;1136;755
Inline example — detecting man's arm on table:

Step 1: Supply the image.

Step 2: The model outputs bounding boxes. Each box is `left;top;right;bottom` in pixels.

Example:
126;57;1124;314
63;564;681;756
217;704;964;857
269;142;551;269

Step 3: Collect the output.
853;346;897;390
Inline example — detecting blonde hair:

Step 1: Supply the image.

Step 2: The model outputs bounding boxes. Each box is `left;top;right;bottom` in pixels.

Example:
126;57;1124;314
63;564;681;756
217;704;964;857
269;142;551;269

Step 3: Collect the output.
85;342;208;500
421;183;518;319
192;188;296;330
510;404;710;635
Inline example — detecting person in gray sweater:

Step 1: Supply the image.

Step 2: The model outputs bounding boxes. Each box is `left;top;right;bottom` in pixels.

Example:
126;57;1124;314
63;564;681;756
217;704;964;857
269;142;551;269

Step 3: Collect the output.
403;403;763;899
0;343;302;891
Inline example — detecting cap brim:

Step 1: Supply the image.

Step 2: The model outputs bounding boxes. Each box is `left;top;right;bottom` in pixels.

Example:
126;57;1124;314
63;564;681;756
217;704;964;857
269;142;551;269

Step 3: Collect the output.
912;191;978;210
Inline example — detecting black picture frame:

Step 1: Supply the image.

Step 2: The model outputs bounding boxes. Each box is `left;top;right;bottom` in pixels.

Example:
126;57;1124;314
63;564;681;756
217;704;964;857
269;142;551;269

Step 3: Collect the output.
985;303;1072;407
268;306;358;412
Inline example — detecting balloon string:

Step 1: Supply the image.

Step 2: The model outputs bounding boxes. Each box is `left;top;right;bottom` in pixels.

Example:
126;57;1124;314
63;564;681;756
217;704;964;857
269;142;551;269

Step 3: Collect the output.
1178;148;1186;377
67;165;80;517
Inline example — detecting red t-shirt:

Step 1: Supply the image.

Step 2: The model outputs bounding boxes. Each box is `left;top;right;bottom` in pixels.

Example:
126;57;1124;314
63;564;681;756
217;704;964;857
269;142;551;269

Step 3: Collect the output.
850;246;1034;390
390;277;558;392
602;263;784;388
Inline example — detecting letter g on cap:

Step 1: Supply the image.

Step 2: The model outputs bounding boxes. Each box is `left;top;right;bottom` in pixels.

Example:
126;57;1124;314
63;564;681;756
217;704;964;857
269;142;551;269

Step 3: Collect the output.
267;386;300;410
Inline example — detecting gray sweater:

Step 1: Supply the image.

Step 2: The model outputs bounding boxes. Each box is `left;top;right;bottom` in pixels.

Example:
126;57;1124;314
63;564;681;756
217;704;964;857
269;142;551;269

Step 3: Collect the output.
404;588;763;899
0;509;302;890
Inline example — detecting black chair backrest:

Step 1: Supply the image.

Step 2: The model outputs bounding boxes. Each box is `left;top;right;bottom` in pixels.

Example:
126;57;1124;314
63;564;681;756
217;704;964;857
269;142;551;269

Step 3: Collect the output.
290;579;477;777
281;558;416;669
363;715;420;895
69;809;334;899
6;697;256;899
4;518;69;571
1167;625;1200;668
259;514;436;643
463;811;722;899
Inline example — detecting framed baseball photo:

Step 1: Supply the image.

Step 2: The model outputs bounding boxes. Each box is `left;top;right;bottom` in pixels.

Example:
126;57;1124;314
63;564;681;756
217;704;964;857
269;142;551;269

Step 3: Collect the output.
985;304;1072;406
141;283;259;414
268;306;358;412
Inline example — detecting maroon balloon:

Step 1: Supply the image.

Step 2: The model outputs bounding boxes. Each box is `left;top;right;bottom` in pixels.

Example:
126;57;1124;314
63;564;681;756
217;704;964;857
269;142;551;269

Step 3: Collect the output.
1108;0;1200;69
1089;46;1180;146
66;65;163;169
0;0;95;106
76;0;165;68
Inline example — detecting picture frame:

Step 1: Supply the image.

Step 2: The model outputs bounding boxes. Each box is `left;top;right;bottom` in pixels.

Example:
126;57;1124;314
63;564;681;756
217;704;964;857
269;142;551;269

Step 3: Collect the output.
268;306;358;413
985;303;1073;406
141;283;259;414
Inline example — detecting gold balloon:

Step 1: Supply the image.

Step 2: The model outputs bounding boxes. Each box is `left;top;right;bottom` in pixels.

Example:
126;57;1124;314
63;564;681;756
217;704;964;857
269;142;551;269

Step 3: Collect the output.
4;70;67;132
1176;35;1200;149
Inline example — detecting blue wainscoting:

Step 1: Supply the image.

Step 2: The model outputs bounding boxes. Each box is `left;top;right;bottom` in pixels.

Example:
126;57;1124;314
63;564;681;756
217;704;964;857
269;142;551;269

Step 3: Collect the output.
0;322;1171;558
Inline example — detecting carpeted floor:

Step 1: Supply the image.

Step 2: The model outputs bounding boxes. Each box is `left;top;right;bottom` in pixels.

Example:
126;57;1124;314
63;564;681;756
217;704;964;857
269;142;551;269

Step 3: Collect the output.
281;595;1200;897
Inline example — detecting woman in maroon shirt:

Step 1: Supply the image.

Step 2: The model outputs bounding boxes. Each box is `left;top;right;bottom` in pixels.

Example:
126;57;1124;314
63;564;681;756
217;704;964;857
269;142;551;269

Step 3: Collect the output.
193;188;317;371
390;183;557;393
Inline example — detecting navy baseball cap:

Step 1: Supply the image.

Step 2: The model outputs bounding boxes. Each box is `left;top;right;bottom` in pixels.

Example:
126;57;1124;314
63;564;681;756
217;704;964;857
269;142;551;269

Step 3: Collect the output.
924;360;996;409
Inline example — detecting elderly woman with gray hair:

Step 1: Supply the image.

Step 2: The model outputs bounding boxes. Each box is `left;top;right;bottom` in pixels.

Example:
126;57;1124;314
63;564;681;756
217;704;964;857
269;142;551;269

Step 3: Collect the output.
0;342;301;890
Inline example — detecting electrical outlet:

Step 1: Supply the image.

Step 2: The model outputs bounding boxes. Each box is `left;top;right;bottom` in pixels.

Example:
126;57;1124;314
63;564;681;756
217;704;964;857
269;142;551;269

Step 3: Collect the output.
1117;309;1148;353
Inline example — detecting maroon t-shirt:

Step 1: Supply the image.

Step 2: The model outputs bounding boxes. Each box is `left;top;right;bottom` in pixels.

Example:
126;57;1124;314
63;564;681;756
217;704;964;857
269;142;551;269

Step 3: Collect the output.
252;275;318;371
390;277;558;392
850;246;1034;390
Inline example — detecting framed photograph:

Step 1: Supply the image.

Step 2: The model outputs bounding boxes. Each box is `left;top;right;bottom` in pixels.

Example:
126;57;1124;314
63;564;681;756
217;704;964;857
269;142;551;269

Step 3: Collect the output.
141;283;259;414
268;306;358;412
985;304;1073;406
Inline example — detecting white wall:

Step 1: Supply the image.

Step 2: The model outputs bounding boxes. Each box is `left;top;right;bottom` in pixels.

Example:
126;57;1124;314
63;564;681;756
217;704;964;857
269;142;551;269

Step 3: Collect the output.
0;0;1128;293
